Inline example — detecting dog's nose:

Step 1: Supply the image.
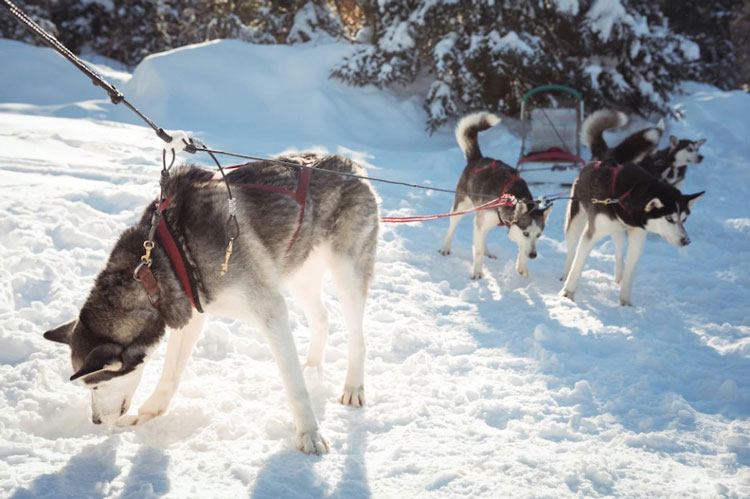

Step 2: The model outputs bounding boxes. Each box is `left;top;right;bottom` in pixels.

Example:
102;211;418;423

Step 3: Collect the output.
697;155;703;162
529;252;537;259
680;237;691;246
92;415;102;425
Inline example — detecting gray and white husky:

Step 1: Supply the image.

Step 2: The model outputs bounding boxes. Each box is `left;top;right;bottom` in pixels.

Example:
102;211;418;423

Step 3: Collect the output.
43;153;379;455
560;159;704;306
439;112;551;280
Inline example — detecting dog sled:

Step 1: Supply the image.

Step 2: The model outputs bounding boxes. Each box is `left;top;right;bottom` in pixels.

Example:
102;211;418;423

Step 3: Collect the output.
516;84;586;185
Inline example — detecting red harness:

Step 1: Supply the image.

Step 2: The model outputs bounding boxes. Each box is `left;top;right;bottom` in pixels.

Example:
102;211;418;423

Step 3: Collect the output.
228;164;312;253
471;161;522;226
137;164;313;311
591;161;633;213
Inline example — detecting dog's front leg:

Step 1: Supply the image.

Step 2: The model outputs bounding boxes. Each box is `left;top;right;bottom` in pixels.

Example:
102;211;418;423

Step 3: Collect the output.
612;230;625;284
516;251;529;278
561;216;608;300
116;312;206;427
618;228;646;306
471;212;493;279
261;292;329;455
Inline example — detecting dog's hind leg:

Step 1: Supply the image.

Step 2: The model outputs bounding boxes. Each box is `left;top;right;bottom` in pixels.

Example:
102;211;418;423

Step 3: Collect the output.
612;230;625;284
330;255;371;408
288;254;329;375
116;312;206;427
259;291;329;454
561;197;586;281
439;196;472;256
618;227;646;306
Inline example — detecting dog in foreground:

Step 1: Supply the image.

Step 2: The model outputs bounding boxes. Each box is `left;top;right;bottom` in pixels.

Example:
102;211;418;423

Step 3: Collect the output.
439;112;551;279
43;154;378;454
560;159;704;305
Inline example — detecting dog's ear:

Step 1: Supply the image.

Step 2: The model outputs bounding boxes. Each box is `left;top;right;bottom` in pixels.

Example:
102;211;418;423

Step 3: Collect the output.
516;202;529;217
695;138;706;148
70;343;124;381
644;198;664;212
44;320;77;345
683;191;705;208
656;118;665;131
539;203;553;223
669;135;679;148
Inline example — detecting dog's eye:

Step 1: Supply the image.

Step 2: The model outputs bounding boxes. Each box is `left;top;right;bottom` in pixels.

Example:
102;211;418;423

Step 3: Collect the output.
536;233;541;239
666;216;674;223
523;231;529;237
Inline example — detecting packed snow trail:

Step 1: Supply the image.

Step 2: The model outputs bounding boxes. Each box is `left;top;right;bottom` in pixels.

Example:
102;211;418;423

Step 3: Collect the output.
1;39;749;497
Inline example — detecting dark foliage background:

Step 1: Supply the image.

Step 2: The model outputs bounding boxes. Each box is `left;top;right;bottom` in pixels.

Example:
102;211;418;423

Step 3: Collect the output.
1;0;746;131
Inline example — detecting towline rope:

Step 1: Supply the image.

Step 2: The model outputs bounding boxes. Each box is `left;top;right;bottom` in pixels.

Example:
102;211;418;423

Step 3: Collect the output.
1;0;574;223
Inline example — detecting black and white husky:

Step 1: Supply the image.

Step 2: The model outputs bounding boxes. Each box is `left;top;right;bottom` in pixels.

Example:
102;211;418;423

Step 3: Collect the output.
583;109;664;163
560;159;704;305
583;109;706;187
439;112;551;280
43;154;379;454
636;135;706;188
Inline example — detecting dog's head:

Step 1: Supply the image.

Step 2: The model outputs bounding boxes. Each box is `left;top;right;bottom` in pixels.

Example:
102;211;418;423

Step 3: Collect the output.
42;226;181;424
643;189;705;247
670;136;706;167
44;304;163;424
501;200;552;260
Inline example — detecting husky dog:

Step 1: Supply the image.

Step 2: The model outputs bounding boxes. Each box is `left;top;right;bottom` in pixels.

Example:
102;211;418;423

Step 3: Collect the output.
583;109;706;188
43;154;378;455
560;159;704;305
636;136;706;188
439;112;551;280
582;109;665;163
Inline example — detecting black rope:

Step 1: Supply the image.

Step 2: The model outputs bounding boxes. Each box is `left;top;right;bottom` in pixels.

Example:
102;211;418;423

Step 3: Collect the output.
1;0;571;205
0;0;176;145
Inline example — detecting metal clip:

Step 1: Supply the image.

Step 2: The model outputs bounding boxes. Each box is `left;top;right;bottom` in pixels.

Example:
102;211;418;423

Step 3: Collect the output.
220;239;234;276
592;198;617;205
141;240;155;266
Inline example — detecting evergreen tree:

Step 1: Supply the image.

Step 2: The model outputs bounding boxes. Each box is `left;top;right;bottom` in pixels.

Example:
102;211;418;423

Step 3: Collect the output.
331;0;702;132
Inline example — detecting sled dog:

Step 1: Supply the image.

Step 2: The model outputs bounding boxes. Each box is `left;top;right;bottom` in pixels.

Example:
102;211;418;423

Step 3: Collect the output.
43;154;379;455
582;109;664;163
560;159;704;305
634;135;706;188
583;109;706;187
439;112;551;280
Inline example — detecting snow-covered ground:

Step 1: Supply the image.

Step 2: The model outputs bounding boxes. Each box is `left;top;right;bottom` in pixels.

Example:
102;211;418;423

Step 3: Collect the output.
1;38;749;498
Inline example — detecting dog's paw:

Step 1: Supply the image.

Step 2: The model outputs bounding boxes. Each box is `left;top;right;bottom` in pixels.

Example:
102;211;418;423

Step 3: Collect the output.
471;271;484;280
560;289;575;301
340;385;365;407
484;250;497;259
619;296;633;307
517;265;529;278
114;412;157;427
438;248;450;256
302;361;325;380
296;430;330;455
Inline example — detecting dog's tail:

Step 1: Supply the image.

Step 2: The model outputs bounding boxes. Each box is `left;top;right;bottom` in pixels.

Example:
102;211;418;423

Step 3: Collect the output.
611;118;664;164
581;109;628;160
456;111;501;162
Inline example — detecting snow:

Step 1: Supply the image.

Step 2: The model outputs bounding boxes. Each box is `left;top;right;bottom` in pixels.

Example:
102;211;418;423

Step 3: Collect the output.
586;0;628;42
1;38;750;498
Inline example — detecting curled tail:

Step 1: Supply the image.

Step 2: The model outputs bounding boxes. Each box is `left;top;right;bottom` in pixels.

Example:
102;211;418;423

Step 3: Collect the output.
455;112;501;162
611;118;664;164
581;109;628;160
